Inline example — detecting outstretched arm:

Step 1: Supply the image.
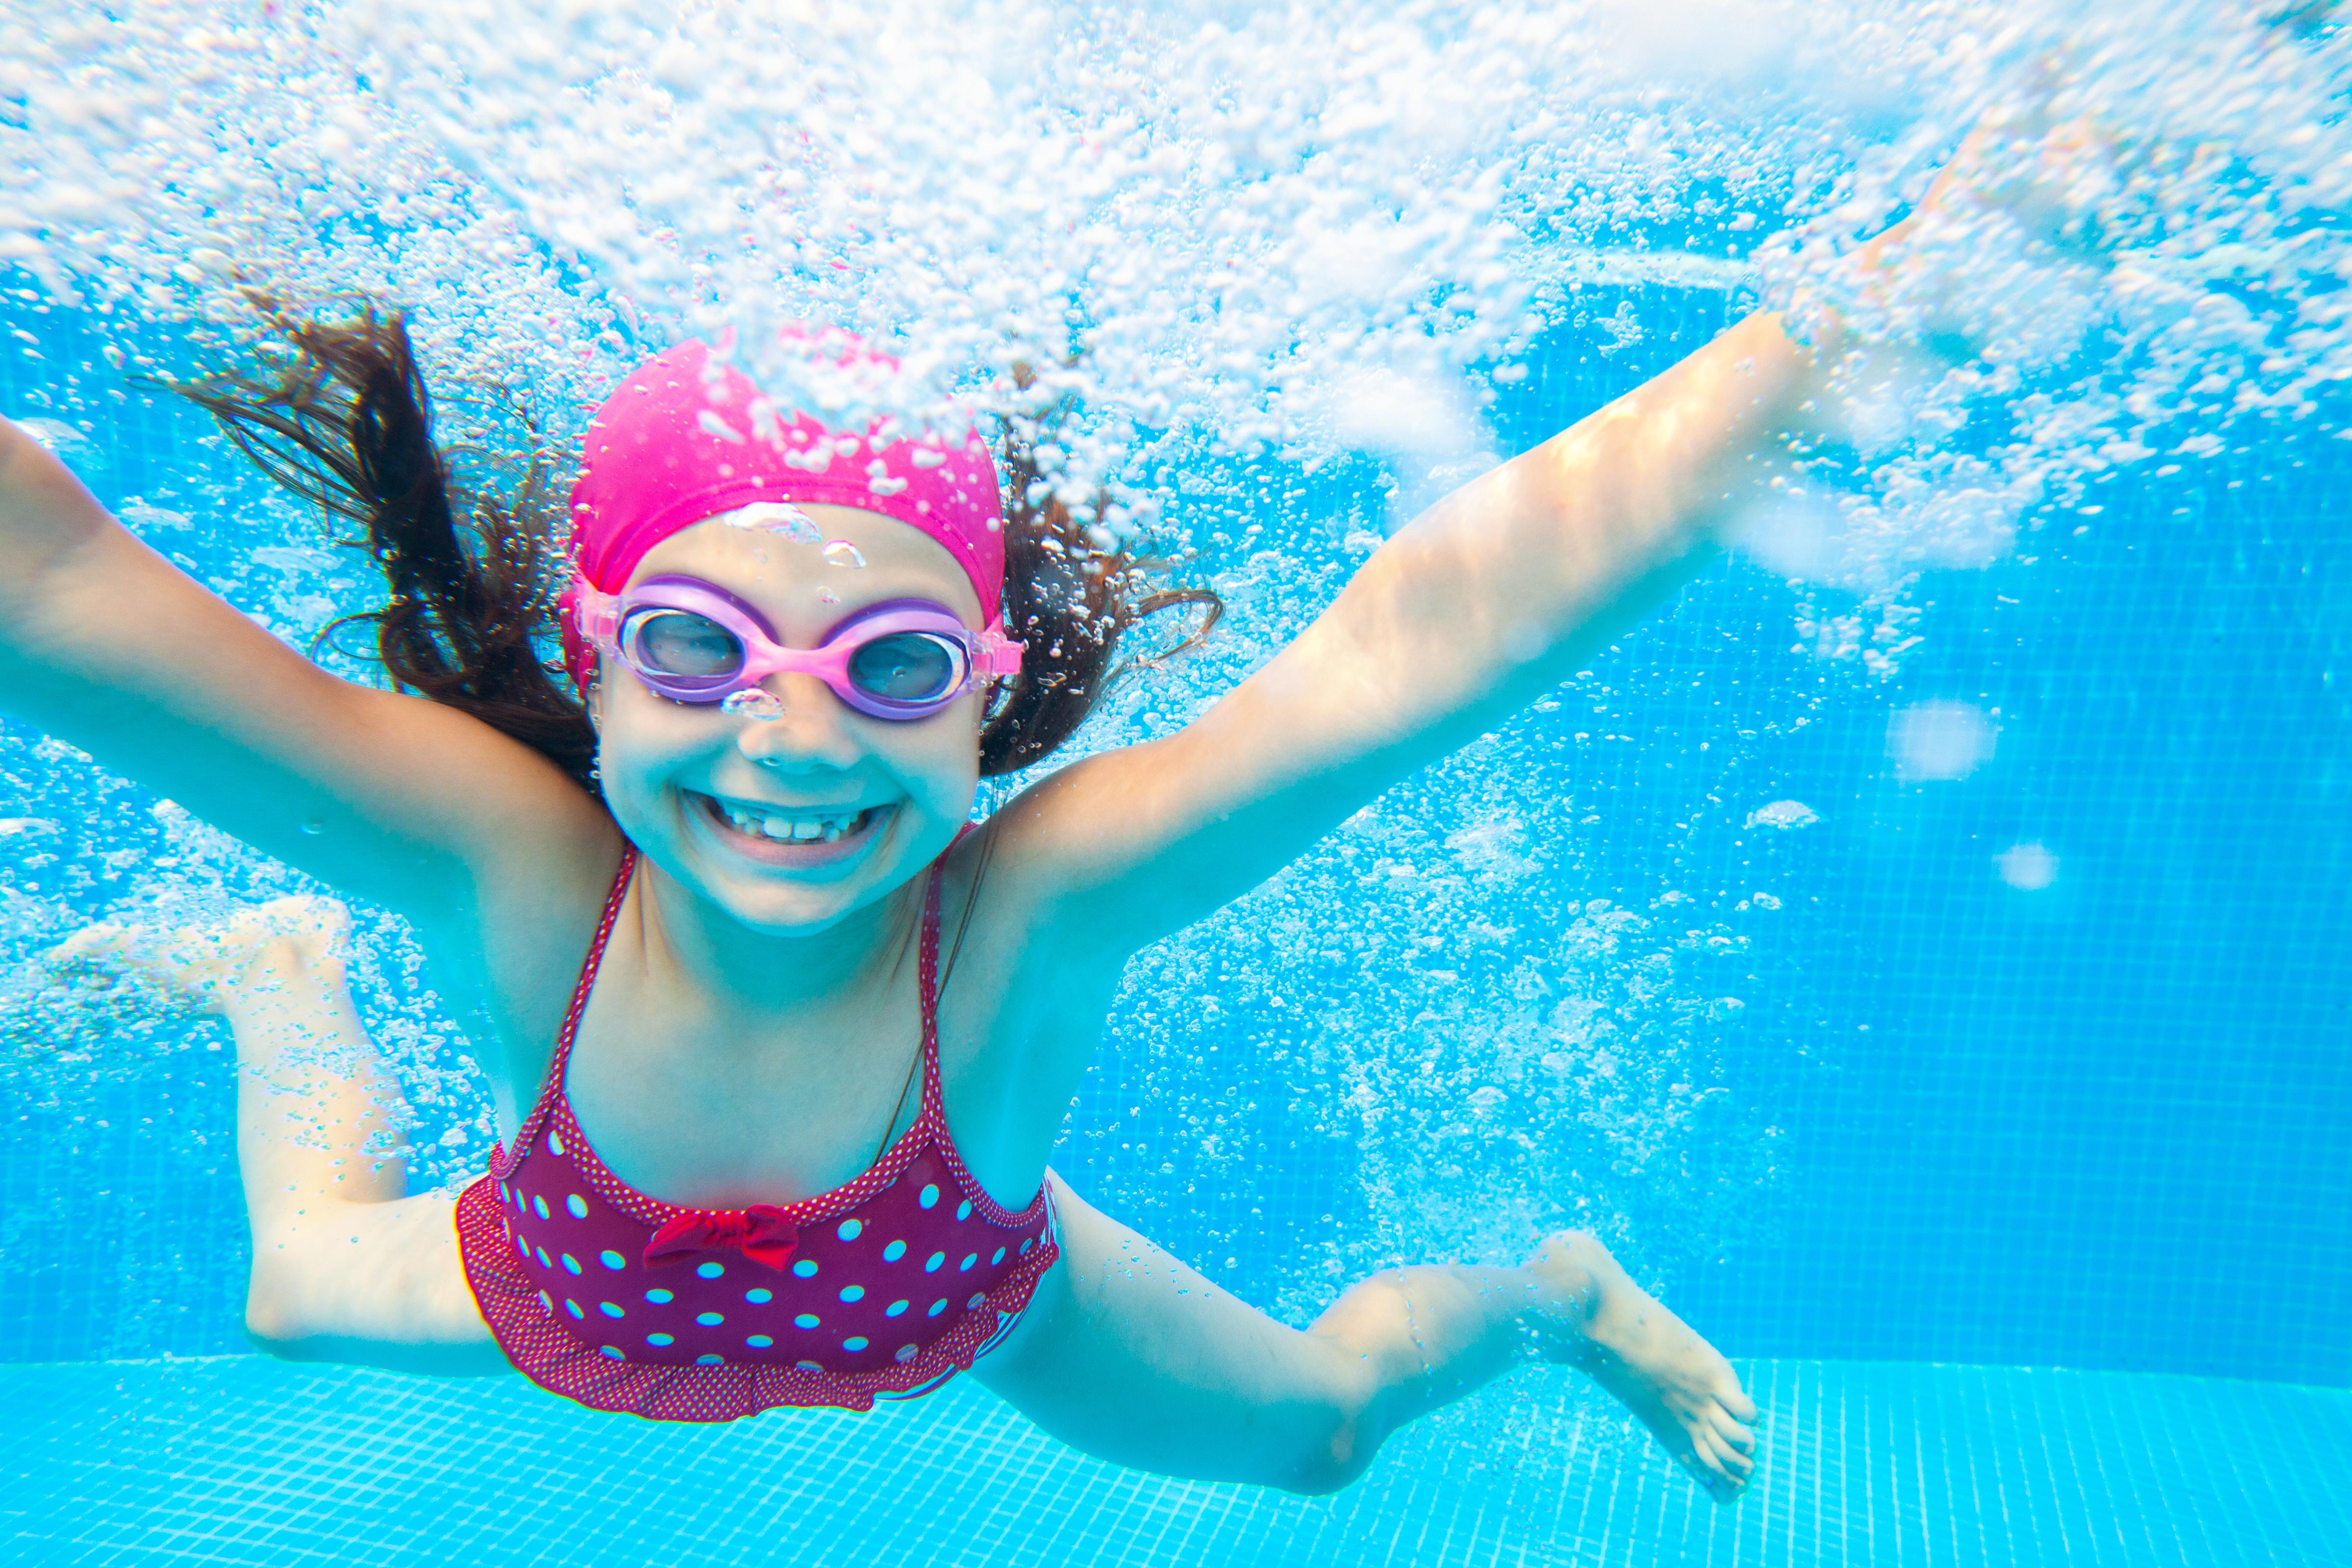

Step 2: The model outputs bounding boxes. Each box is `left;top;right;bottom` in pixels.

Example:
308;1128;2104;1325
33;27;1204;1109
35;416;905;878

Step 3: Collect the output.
997;305;1820;957
0;421;614;953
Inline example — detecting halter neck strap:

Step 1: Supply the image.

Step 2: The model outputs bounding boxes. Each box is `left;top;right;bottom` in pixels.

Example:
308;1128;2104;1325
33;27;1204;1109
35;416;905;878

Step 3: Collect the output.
514;845;636;1154
913;851;946;1120
516;837;964;1155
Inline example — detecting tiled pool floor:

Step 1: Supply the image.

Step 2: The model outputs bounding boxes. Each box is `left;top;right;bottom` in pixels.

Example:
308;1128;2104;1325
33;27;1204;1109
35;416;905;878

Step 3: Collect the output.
0;1357;2340;1566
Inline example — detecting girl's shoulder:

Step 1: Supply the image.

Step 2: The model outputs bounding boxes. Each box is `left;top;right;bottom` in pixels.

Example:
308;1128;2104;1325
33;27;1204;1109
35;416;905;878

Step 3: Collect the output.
431;801;632;1111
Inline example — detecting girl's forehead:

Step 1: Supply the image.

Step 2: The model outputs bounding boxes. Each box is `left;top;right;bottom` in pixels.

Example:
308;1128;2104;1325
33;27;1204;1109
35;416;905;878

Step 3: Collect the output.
629;503;980;622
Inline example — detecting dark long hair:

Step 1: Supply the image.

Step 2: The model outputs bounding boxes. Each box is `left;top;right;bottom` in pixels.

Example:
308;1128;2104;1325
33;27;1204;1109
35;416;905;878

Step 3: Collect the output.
983;368;1221;773
173;306;1219;794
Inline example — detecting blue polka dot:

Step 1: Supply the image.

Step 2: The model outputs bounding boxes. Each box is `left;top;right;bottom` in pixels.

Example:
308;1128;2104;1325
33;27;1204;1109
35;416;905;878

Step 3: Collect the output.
842;1337;869;1353
561;1253;583;1275
955;1200;973;1222
746;1335;774;1349
535;1247;551;1268
600;1250;626;1271
839;1285;864;1303
882;1240;906;1263
644;1288;674;1304
837;1219;862;1242
547;1129;566;1157
745;1288;773;1304
794;1314;820;1329
796;1360;823;1372
696;1354;723;1366
599;1344;623;1360
792;1259;818;1279
967;1293;986;1310
696;1311;724;1326
991;1248;1006;1266
960;1253;978;1272
885;1300;908;1318
918;1184;940;1209
646;1332;673;1346
925;1252;945;1273
697;1262;725;1279
565;1194;589;1219
928;1299;947;1317
564;1299;584;1320
533;1196;550;1220
599;1302;624;1319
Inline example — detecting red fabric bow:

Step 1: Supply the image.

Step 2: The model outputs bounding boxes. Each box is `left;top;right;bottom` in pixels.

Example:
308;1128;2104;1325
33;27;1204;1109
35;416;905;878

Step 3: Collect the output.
643;1204;801;1271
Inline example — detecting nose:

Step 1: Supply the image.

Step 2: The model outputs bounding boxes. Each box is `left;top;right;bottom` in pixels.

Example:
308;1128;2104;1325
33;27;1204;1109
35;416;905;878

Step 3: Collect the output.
731;674;863;773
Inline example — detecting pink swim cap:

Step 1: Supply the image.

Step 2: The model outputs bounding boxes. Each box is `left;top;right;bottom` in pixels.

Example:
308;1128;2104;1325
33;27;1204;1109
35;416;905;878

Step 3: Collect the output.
561;335;1007;686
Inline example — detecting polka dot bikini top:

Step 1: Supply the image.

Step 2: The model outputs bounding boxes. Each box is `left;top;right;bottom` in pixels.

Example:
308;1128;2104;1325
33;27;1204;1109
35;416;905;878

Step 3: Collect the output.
453;846;1058;1423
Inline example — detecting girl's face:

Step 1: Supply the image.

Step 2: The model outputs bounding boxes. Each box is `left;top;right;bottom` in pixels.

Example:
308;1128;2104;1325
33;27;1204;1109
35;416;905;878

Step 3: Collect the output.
590;503;987;936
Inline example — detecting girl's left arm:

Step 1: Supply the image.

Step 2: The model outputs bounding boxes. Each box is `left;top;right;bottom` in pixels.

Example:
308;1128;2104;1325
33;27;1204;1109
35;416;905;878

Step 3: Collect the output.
994;306;1821;957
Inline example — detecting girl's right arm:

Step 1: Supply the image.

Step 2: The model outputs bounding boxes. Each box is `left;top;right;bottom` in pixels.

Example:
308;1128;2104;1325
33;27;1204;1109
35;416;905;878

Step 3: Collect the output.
0;417;615;952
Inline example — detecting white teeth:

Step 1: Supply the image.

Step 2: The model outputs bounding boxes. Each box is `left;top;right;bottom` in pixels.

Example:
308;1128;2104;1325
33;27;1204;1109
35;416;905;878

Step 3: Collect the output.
717;802;867;845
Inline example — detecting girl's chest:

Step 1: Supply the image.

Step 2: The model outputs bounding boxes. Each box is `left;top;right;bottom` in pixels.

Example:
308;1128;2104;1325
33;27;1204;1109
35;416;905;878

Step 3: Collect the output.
468;861;1120;1218
561;978;930;1212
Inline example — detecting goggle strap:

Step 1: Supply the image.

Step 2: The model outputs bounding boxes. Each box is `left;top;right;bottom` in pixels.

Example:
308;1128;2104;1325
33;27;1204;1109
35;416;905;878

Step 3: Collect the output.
574;585;621;647
978;624;1027;678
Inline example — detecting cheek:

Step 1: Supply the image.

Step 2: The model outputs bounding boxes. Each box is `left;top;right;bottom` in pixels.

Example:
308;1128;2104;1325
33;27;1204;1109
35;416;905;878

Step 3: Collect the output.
878;712;983;809
591;692;708;800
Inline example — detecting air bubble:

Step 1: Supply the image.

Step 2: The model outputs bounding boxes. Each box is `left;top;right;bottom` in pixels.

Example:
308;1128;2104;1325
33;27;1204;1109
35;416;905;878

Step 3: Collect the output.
821;541;866;569
721;689;784;721
723;503;821;544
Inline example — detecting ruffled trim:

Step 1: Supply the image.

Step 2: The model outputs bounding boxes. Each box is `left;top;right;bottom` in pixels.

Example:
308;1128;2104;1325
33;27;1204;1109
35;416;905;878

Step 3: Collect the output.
455;1175;1057;1422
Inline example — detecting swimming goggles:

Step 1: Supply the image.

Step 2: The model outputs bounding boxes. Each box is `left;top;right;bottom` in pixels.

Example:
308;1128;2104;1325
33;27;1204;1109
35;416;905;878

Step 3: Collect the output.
572;575;1025;721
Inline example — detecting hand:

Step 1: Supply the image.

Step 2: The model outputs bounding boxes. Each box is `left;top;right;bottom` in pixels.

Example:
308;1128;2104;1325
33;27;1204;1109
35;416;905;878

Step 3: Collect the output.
1795;93;2120;372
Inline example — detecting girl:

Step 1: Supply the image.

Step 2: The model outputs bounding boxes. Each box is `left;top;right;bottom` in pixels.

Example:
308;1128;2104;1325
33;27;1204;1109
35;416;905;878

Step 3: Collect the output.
2;221;1920;1494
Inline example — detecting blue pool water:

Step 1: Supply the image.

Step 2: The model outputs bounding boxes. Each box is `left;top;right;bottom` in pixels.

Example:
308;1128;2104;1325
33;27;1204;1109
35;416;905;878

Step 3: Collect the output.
3;1358;2347;1566
3;267;2344;1565
3;8;2351;1560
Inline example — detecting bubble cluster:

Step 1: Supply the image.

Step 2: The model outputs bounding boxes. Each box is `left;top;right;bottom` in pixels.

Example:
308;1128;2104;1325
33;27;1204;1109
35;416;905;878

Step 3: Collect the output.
5;0;2336;589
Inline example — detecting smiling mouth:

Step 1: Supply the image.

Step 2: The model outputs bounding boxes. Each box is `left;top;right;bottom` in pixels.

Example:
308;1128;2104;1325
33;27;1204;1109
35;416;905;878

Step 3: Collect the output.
692;792;890;864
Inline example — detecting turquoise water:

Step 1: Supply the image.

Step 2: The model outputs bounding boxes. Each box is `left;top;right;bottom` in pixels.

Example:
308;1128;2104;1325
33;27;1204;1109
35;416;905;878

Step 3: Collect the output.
4;1360;2347;1566
3;3;2351;1564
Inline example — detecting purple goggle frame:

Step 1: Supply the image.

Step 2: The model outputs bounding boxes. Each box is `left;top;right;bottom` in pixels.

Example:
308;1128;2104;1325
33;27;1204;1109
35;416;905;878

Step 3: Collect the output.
573;574;1025;721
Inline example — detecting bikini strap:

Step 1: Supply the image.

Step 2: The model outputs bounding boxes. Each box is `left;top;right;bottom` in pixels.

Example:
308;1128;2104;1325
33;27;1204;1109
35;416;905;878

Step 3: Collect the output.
913;852;946;1119
515;847;636;1151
